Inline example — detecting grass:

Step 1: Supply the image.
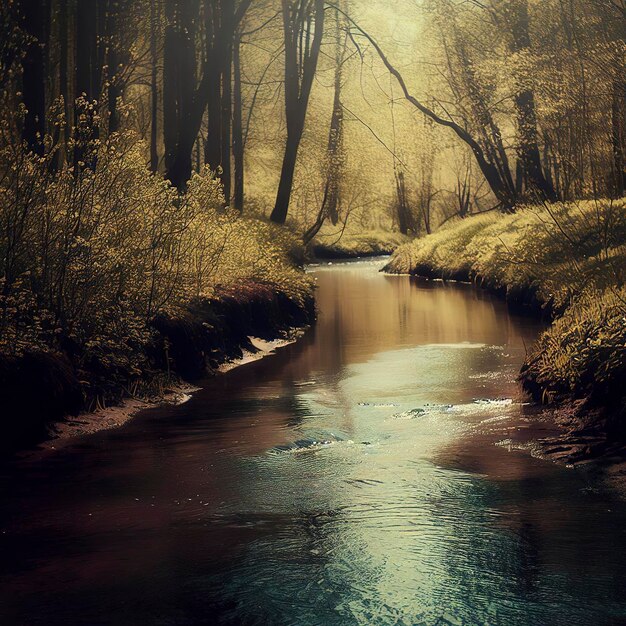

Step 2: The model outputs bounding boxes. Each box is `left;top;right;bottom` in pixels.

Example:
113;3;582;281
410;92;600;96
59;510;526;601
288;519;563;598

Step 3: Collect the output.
312;227;410;259
386;199;626;414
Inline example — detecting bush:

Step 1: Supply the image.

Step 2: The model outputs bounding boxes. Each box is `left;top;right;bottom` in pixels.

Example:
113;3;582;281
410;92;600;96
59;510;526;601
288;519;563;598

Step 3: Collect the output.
0;130;313;417
523;287;626;404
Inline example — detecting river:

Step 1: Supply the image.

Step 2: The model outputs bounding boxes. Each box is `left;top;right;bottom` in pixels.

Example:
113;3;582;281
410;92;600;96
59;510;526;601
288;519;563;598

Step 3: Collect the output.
2;259;626;625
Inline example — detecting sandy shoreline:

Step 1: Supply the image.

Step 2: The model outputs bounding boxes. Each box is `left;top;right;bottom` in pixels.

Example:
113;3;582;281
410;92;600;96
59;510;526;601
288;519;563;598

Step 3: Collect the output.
217;335;299;373
43;331;305;450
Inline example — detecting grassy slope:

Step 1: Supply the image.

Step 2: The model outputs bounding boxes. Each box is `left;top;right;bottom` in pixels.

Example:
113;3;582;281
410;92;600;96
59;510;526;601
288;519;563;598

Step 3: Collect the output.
385;200;626;431
312;229;410;259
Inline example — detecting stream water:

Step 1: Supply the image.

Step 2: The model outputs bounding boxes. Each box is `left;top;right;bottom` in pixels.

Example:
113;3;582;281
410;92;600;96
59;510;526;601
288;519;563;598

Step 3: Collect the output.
2;259;626;625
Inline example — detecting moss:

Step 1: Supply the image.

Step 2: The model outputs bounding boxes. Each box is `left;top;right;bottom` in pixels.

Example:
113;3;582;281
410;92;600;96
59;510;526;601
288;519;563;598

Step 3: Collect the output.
386;199;626;423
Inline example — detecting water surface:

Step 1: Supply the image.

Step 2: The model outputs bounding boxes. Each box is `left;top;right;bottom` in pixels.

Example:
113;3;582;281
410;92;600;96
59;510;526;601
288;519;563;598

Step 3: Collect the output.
2;259;626;625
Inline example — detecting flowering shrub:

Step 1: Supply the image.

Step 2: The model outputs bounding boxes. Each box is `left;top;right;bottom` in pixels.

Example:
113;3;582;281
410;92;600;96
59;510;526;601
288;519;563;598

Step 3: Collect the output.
0;128;312;401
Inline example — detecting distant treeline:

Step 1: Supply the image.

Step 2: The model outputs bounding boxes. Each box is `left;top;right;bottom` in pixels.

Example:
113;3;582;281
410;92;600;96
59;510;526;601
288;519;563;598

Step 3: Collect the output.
2;1;624;231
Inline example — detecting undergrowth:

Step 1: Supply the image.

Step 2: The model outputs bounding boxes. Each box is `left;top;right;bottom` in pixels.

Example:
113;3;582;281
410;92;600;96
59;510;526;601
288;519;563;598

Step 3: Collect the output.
313;227;410;258
0;130;313;436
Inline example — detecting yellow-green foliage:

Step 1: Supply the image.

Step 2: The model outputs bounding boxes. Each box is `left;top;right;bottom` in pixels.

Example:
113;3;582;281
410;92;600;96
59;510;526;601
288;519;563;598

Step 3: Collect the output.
387;213;499;277
387;200;626;401
0;132;311;368
314;228;410;257
389;200;626;308
528;287;626;399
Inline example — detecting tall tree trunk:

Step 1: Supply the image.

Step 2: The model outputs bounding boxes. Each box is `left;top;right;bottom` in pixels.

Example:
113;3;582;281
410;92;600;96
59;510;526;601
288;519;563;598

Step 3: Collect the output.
162;2;178;178
162;0;251;190
302;34;345;246
326;9;345;226
232;28;244;211
219;0;234;203
271;0;325;224
220;62;232;202
395;170;413;235
50;0;70;170
273;138;300;225
450;24;516;205
59;0;70;147
456;167;472;218
612;78;626;197
21;0;50;155
149;0;159;172
75;0;102;100
74;0;100;169
163;0;203;189
204;60;222;173
503;0;557;201
204;0;222;173
106;2;121;134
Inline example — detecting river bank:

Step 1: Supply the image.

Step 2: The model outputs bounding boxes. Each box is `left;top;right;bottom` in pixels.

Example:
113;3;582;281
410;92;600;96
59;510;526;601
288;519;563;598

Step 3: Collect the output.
0;281;315;455
42;334;305;452
311;230;410;260
0;147;321;457
6;259;626;626
384;199;626;470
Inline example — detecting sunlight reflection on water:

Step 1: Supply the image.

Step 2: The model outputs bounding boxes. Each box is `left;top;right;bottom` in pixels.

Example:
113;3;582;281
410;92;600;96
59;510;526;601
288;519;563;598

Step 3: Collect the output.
1;259;626;625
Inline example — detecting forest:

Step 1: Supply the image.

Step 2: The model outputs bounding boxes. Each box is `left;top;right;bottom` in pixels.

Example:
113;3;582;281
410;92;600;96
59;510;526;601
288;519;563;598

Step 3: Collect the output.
0;0;624;447
2;1;626;624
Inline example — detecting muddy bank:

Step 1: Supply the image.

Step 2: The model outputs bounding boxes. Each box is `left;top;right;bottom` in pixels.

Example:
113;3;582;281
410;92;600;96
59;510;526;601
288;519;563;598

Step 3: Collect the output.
0;281;315;455
44;383;200;448
527;396;626;479
43;335;303;451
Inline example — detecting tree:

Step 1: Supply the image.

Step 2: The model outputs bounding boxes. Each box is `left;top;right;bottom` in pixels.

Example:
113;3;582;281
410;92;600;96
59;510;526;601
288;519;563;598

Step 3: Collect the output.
270;0;325;224
232;26;244;210
303;5;347;242
486;0;557;200
345;11;518;211
149;0;160;172
19;0;50;155
163;0;251;191
163;0;202;189
73;0;103;170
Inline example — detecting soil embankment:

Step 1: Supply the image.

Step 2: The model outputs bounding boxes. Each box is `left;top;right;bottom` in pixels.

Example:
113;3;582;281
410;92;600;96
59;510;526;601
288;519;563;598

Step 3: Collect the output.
0;281;315;454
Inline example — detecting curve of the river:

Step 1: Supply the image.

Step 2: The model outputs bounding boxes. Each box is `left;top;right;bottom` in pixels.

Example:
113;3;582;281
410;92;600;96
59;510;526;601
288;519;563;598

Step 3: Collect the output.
2;259;626;625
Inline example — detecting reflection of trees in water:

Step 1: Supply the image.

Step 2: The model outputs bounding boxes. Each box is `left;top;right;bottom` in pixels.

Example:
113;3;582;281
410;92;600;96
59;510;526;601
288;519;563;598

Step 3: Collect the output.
297;268;539;388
